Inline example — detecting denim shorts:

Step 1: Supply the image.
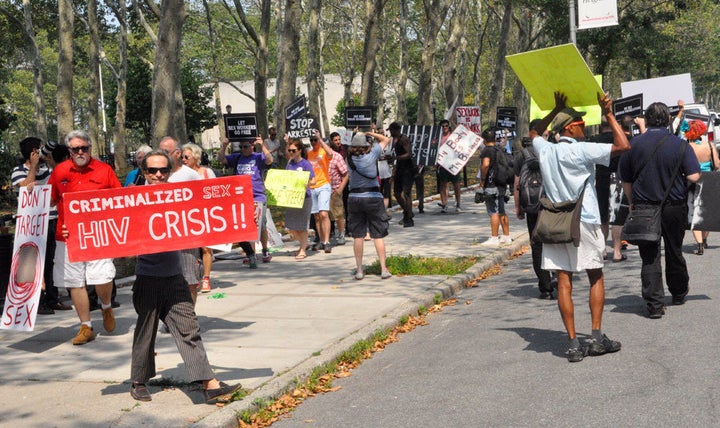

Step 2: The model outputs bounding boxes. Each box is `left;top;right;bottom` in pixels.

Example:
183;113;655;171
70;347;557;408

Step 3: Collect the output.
311;184;331;213
483;186;506;216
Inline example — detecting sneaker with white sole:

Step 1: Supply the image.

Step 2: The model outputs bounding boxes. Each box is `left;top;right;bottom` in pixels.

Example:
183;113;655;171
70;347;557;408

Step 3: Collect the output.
481;236;501;247
499;235;513;244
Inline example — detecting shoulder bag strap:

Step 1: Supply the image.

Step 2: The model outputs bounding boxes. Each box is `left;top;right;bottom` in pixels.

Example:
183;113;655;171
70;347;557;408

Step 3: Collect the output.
659;141;687;208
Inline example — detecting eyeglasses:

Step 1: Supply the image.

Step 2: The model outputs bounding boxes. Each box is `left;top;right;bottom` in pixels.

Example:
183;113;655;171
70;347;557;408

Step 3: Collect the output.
145;167;171;174
442;124;450;128
182;154;192;159
241;145;252;149
70;146;91;154
287;148;298;153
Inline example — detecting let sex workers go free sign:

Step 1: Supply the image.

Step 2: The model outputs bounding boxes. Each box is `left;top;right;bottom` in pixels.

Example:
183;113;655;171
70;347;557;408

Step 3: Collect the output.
62;176;257;262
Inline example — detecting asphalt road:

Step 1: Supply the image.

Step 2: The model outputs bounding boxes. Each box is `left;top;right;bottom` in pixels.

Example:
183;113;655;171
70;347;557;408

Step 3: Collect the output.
273;234;720;428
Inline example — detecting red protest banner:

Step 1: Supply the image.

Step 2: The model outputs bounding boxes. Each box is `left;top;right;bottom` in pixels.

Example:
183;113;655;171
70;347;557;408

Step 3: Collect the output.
63;176;257;262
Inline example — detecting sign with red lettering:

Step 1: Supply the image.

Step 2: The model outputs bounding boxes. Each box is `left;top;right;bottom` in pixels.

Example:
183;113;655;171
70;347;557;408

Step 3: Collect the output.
436;125;485;175
455;106;481;136
63;176;257;262
2;185;51;332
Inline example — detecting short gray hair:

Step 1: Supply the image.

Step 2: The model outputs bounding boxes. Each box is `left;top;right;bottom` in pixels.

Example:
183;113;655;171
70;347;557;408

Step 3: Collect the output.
64;130;92;146
141;150;172;171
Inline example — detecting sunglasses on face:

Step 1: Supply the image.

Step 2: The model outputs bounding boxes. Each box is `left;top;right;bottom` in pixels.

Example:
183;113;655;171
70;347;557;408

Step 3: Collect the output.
70;146;91;154
182;154;192;159
287;148;298;153
241;145;253;149
145;167;171;174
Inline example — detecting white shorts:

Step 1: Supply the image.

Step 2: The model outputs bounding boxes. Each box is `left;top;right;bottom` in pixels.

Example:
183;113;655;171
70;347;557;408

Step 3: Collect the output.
53;241;116;288
311;184;332;213
541;222;605;273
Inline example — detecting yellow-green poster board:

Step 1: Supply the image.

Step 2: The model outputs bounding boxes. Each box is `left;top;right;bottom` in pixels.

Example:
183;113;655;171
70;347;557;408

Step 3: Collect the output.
506;44;604;126
265;169;310;208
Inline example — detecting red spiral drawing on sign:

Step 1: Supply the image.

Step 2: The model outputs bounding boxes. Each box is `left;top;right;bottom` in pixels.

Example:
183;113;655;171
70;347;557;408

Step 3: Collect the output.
7;242;41;306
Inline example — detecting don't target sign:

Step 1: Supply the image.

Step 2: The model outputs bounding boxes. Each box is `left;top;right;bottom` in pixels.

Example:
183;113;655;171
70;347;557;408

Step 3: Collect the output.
2;185;51;331
63;176;258;262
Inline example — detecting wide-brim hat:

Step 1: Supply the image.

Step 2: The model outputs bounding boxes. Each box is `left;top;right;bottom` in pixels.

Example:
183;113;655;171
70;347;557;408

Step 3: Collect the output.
550;108;586;133
348;132;370;147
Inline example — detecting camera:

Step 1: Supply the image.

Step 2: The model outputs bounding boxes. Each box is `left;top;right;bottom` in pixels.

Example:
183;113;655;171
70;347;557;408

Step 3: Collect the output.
521;137;533;148
40;140;58;159
504;194;510;203
475;190;484;204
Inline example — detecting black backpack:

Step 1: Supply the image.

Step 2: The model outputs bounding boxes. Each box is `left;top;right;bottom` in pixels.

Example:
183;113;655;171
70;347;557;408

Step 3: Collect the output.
517;147;544;213
492;146;515;186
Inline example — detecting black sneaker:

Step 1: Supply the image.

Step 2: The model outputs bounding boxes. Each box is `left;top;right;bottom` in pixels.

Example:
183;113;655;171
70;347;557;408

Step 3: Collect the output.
37;305;54;315
672;295;686;305
538;292;553;300
648;305;665;319
587;334;622;356
403;219;414;228
566;345;587;363
323;242;332;253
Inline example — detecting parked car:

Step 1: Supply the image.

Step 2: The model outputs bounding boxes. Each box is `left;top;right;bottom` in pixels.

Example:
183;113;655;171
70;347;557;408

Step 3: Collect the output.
681;103;720;145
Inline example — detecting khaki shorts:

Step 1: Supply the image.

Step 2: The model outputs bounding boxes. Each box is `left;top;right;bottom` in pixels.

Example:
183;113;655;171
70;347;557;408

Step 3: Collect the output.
541;222;605;273
329;192;345;221
53;241;115;288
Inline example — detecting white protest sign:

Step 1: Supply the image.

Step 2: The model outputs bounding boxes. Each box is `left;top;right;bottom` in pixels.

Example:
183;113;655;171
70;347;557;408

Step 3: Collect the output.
578;0;618;30
621;73;694;109
2;185;51;332
436;125;485;175
455;106;481;136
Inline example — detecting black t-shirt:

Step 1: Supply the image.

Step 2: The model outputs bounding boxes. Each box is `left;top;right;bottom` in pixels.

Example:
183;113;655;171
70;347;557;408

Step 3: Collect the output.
480;145;499;188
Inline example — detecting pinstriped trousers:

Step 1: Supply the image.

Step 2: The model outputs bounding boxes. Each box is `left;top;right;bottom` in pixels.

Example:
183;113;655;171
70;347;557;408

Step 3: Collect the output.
131;274;215;384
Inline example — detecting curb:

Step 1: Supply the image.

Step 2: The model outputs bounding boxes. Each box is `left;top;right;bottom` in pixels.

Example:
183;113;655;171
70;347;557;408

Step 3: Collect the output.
193;233;530;427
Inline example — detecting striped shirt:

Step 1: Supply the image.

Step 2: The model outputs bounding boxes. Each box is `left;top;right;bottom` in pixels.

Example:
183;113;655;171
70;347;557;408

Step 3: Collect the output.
11;163;57;219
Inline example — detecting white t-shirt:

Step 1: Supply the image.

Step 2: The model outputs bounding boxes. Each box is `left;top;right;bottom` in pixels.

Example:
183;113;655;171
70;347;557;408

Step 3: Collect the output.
169;164;201;183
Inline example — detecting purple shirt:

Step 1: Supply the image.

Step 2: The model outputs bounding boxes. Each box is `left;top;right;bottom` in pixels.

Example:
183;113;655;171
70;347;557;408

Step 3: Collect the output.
226;152;268;202
286;157;315;197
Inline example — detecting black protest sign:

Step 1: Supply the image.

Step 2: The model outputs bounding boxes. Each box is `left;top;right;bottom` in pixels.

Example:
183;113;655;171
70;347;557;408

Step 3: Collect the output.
345;106;375;129
613;94;644;119
224;113;258;142
496;107;518;130
668;105;681;117
287;115;321;139
284;95;307;131
401;125;441;167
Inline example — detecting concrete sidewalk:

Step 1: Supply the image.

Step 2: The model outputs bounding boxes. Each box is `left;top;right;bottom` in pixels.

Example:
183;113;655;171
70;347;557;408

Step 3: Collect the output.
0;189;528;427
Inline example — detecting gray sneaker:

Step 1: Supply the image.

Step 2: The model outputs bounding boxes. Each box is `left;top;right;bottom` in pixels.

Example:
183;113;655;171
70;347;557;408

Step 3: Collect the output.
587;334;621;356
566;345;588;362
336;233;346;246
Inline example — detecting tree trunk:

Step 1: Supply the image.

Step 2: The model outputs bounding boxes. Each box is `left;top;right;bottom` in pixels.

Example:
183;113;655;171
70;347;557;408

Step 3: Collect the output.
204;0;225;141
486;0;513;123
112;0;128;171
274;0;301;137
416;0;452;125
375;6;388;126
21;0;47;141
306;0;322;119
359;0;387;106
395;0;409;123
151;0;188;144
87;0;101;153
57;0;74;141
442;0;469;123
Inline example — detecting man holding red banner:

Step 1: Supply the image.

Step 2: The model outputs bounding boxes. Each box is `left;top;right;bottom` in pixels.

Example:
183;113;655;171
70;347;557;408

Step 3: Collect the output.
49;130;121;345
129;150;241;403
